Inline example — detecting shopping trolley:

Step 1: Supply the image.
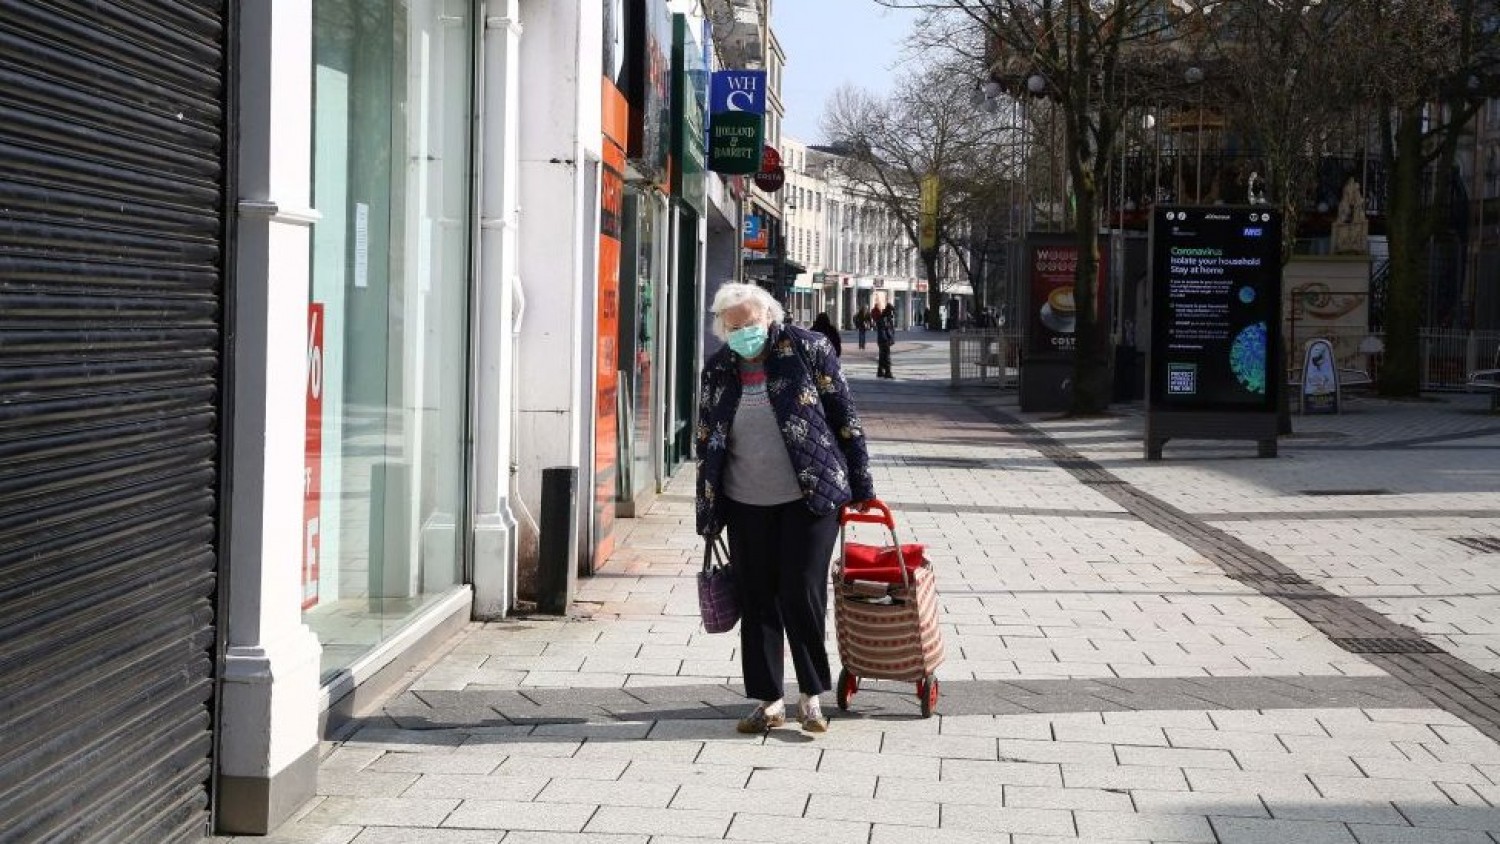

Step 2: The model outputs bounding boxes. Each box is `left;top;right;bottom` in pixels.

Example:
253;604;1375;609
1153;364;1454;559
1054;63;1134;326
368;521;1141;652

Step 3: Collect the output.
833;500;945;717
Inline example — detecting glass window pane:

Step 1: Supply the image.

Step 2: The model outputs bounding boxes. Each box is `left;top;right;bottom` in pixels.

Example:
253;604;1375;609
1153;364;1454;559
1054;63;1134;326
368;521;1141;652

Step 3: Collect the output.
307;0;473;681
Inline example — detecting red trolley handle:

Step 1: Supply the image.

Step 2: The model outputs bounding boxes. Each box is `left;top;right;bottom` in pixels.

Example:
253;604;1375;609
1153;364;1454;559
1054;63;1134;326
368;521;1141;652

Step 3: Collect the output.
839;498;895;528
836;499;912;590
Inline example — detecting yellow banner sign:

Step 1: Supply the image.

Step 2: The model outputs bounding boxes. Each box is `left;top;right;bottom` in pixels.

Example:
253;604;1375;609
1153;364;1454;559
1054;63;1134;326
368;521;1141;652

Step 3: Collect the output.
920;174;939;252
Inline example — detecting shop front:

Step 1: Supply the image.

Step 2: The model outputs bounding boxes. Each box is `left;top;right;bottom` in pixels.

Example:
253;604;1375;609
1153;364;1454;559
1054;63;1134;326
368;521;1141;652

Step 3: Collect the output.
814;272;842;326
617;0;674;513
596;1;628;564
789;277;816;324
305;0;475;680
842;276;875;328
667;14;709;472
618;191;668;510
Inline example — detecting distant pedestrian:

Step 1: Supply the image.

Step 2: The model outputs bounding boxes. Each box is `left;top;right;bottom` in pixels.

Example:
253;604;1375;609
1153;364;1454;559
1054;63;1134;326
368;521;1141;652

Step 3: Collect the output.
811;312;842;357
874;304;895;379
853;306;871;349
696;282;876;735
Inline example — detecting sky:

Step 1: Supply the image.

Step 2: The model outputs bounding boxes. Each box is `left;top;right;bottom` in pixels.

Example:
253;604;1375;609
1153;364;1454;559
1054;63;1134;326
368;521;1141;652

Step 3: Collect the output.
773;0;920;144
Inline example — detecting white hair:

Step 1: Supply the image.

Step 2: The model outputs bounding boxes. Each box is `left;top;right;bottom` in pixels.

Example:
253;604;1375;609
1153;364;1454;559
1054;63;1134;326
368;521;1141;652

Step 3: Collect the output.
709;282;784;340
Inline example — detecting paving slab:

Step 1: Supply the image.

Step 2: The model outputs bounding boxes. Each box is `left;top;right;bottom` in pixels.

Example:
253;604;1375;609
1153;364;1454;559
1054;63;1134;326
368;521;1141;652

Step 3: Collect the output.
256;337;1500;844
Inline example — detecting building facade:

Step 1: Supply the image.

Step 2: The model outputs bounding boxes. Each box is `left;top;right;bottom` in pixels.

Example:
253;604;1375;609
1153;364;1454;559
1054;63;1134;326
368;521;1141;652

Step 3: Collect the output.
778;139;972;331
0;0;763;837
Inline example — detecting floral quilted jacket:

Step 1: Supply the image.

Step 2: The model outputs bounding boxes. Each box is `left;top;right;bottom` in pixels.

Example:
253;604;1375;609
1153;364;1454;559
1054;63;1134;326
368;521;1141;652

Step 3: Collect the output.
695;323;876;536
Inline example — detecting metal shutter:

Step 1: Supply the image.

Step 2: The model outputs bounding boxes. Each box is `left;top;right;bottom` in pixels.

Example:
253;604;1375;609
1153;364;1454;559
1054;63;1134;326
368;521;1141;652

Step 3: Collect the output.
0;1;229;841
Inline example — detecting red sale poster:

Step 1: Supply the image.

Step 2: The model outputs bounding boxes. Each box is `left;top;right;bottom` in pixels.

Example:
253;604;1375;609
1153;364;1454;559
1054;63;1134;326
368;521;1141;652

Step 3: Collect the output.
303;303;323;610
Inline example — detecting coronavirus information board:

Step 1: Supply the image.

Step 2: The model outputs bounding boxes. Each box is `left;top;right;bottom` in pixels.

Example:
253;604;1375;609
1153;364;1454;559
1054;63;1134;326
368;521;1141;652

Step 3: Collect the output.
1146;206;1283;459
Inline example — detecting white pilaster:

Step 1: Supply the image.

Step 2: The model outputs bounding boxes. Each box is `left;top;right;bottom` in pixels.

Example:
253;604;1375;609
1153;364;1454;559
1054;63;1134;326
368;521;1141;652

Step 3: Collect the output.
513;0;603;580
217;0;324;833
472;0;524;619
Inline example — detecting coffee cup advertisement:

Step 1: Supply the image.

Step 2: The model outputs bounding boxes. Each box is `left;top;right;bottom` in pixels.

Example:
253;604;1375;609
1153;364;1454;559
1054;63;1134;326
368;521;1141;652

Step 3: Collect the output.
1026;239;1106;358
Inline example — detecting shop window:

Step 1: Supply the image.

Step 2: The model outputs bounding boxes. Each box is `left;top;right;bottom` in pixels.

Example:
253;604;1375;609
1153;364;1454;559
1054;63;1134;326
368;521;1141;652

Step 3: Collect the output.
307;0;474;680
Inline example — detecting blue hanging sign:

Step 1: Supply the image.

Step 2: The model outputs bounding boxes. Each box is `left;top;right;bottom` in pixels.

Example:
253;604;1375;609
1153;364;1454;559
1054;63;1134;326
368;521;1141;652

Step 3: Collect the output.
710;70;767;115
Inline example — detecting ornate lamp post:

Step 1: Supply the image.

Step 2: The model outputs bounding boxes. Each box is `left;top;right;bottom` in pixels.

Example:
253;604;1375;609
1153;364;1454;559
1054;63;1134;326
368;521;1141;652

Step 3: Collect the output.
1185;66;1205;201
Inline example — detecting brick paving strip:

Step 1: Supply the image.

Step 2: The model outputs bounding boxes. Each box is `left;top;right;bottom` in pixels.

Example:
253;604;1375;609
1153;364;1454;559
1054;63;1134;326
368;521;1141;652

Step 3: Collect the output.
1324;425;1500;451
966;397;1500;743
1202;509;1500;521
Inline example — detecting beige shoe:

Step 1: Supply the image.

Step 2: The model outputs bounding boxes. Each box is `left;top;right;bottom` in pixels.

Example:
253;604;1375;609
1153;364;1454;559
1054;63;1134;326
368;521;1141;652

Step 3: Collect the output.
737;701;786;734
799;698;829;733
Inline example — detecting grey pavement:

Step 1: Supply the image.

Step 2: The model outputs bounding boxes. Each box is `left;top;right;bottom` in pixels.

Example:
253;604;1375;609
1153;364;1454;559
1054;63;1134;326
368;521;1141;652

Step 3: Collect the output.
223;334;1500;843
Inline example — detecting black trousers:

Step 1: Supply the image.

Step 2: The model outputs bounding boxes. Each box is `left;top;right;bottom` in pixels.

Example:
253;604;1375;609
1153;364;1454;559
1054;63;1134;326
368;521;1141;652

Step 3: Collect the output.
725;498;840;701
877;342;892;377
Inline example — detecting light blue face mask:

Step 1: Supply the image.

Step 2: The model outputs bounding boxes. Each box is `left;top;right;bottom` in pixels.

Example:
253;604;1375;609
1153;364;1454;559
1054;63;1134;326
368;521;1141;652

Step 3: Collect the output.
726;323;768;358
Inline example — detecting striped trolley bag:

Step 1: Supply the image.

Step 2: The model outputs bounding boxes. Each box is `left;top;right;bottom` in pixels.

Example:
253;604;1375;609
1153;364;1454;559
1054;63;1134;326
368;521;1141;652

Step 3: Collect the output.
832;500;944;717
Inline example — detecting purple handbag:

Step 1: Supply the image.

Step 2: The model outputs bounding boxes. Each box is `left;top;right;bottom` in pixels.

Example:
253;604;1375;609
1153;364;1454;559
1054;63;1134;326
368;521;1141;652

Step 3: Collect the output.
698;534;739;633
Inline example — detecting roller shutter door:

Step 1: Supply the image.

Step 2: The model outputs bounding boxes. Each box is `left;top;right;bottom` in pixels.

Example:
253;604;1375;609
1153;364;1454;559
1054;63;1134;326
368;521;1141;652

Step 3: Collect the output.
0;1;229;841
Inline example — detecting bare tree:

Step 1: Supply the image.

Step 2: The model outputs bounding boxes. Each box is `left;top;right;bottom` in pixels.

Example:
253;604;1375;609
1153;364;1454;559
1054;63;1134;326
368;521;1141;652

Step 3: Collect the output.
821;62;1017;328
878;0;1175;414
1192;1;1368;265
1173;1;1373;434
1350;0;1497;395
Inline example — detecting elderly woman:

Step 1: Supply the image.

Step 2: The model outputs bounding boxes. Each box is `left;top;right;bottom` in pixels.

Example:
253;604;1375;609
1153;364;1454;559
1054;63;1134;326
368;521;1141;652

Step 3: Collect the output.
696;282;876;734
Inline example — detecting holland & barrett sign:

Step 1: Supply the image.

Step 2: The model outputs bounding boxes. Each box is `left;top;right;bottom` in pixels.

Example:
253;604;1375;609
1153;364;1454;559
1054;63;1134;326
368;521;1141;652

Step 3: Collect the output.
708;70;765;175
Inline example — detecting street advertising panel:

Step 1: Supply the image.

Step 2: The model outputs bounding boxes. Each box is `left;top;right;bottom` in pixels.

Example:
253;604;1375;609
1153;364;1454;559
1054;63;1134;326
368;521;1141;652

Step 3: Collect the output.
1019;234;1107;412
1300;337;1340;414
1149;207;1282;411
1025;234;1107;359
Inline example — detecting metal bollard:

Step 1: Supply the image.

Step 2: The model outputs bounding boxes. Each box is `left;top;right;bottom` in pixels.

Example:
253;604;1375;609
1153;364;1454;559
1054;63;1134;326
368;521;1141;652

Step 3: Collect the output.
536;466;578;615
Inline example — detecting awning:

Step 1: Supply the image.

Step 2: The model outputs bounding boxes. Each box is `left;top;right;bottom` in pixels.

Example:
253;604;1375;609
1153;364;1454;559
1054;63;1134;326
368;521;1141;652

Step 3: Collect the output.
743;256;806;285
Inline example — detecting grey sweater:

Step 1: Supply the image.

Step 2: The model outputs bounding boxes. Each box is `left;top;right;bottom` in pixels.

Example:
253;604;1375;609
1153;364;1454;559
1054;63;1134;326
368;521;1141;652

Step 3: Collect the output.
724;360;803;506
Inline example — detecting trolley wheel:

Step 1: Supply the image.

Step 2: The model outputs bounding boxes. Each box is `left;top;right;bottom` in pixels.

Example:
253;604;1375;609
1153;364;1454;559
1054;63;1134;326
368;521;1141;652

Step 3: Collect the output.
918;675;939;718
837;668;858;711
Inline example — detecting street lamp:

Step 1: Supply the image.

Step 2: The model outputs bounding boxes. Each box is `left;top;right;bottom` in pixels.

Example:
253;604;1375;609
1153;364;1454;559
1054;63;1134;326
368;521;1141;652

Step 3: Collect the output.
1185;66;1205;201
1141;111;1160;208
1023;74;1056;229
1470;147;1499;327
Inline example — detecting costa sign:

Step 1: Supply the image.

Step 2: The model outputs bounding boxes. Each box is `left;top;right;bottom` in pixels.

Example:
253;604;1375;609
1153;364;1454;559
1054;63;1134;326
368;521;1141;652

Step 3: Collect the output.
753;166;785;192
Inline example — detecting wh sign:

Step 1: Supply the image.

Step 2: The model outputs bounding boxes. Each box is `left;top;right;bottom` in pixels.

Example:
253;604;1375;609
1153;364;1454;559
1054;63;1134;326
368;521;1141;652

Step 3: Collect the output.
710;70;766;114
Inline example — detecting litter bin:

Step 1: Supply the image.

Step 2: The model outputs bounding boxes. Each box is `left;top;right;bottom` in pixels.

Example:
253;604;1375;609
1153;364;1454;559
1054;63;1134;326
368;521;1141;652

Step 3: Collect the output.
1113;345;1143;402
537;466;578;615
